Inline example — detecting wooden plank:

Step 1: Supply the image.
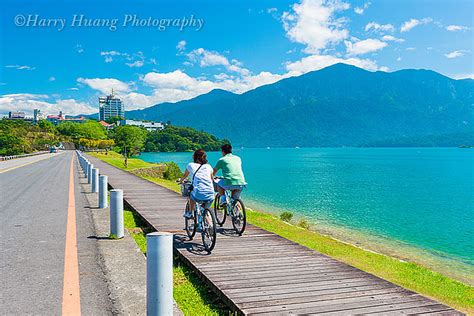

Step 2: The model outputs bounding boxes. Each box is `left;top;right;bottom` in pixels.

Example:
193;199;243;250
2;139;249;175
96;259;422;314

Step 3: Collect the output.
245;295;427;315
363;304;460;315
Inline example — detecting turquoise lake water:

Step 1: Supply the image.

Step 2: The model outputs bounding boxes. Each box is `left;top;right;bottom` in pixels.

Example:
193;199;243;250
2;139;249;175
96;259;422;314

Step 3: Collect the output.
139;148;474;274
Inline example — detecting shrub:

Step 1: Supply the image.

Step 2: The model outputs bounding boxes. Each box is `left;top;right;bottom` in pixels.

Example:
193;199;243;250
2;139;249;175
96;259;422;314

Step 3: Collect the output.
163;162;182;180
298;218;310;230
280;211;293;222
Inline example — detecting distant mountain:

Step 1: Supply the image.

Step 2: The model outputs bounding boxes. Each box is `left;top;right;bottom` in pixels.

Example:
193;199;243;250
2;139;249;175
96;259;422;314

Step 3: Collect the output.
126;63;474;147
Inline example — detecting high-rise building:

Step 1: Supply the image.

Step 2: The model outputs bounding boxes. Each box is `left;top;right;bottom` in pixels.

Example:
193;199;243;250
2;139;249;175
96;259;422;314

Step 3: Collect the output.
33;109;45;122
99;90;124;121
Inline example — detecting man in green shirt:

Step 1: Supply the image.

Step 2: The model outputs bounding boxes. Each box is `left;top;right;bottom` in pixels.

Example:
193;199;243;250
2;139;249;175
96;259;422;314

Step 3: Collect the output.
213;144;246;206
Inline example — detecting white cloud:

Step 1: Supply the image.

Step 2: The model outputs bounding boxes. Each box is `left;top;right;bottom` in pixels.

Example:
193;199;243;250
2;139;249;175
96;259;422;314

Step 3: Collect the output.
69;87;79;91
446;25;469;32
451;73;474;80
77;78;130;94
400;18;432;32
406;47;416;51
285;54;383;74
0;93;95;116
354;2;370;14
100;50;146;67
100;50;122;63
187;48;250;76
126;60;144;68
49;76;56;82
176;40;186;54
365;22;394;33
267;7;278;13
397;57;402;61
5;65;35;70
345;38;387;56
76;44;84;53
381;35;405;43
282;0;350;53
444;50;469;59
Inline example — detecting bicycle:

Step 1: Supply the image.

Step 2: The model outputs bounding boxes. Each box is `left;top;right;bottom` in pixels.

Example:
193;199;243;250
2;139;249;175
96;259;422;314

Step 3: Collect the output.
213;178;246;235
180;181;217;252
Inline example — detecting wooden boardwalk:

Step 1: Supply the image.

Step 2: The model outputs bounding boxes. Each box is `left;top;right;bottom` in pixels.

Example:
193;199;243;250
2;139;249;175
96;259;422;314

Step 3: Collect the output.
84;154;463;315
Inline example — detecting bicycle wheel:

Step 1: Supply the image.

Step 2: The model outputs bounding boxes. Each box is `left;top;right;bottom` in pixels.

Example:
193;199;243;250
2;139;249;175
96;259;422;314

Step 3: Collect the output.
201;208;217;252
213;194;227;226
184;201;197;239
231;199;246;236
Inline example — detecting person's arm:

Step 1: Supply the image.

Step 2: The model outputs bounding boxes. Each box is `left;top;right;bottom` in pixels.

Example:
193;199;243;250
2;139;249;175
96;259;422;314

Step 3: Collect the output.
179;169;190;183
213;159;222;177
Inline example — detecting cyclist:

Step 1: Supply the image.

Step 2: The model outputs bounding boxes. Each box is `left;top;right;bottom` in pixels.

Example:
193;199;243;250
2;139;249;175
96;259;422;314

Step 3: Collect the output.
179;149;215;219
213;144;247;206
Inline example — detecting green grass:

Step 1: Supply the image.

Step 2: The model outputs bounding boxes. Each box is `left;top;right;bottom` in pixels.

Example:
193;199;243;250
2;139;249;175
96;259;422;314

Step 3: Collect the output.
94;153;474;314
89;151;154;170
123;209;228;315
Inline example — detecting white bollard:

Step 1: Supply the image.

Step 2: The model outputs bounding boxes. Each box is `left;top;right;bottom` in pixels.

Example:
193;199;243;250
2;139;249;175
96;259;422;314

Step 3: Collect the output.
85;161;90;178
99;175;108;209
88;163;94;184
91;168;99;193
110;189;124;238
146;232;173;316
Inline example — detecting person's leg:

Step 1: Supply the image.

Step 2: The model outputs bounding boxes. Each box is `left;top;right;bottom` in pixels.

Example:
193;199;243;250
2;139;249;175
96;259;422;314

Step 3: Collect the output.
217;179;227;205
231;189;242;200
185;196;196;218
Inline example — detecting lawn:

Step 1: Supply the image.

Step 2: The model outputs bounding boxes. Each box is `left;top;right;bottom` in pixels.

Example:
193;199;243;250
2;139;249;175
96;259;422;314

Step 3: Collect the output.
92;152;474;314
89;151;154;170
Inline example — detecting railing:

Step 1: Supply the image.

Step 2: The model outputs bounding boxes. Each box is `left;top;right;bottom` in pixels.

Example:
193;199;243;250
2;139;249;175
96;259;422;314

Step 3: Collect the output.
0;151;49;161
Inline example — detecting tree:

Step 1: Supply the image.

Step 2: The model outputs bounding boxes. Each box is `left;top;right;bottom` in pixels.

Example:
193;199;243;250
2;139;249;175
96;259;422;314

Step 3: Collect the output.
113;126;147;167
38;120;55;133
105;116;124;125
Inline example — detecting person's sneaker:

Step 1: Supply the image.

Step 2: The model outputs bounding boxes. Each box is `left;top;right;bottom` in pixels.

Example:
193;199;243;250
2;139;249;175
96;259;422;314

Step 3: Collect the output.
183;211;193;219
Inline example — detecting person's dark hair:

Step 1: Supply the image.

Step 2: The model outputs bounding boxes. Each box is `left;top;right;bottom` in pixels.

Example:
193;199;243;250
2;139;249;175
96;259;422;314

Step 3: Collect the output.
221;144;232;154
193;149;208;164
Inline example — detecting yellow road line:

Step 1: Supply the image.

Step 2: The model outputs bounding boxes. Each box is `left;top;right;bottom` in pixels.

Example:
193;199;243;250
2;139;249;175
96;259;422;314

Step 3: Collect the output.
62;155;81;315
0;153;60;174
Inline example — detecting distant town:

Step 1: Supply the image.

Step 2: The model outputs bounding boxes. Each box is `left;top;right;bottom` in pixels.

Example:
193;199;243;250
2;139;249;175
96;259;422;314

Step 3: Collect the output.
4;91;166;132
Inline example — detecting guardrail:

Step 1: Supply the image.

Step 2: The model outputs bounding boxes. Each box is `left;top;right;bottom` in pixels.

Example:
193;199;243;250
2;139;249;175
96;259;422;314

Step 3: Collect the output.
0;151;49;161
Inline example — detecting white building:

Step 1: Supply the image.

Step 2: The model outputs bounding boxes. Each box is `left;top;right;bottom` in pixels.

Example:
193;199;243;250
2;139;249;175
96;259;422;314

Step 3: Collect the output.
99;91;124;121
122;120;164;132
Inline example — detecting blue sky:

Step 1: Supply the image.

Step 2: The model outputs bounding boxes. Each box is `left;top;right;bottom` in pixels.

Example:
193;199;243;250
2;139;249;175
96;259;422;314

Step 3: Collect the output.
1;0;472;116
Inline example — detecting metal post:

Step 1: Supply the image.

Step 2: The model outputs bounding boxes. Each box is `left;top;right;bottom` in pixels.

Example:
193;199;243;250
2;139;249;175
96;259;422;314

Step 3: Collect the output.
99;175;108;208
91;168;99;193
88;163;94;184
110;189;124;238
85;161;89;178
146;232;173;316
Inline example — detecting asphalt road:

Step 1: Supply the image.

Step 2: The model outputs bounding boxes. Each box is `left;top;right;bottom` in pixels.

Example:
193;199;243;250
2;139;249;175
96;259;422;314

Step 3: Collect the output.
0;151;113;315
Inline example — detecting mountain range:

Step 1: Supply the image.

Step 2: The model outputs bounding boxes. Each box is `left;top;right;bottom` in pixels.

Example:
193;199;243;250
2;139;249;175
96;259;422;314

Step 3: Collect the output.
126;63;473;147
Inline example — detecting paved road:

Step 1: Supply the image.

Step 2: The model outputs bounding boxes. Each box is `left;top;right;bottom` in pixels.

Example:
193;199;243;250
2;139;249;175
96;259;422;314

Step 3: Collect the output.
0;152;58;173
0;151;113;315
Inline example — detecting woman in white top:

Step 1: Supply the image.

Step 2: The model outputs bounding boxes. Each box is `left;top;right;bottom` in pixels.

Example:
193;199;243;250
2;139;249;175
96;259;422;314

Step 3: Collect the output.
179;149;215;218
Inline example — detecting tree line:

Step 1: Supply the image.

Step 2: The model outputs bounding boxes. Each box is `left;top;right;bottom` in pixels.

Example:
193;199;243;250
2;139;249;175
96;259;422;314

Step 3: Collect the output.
0;119;228;159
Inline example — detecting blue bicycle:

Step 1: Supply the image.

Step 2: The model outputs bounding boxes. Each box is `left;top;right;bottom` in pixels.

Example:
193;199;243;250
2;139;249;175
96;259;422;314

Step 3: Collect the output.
181;181;217;252
213;178;246;236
